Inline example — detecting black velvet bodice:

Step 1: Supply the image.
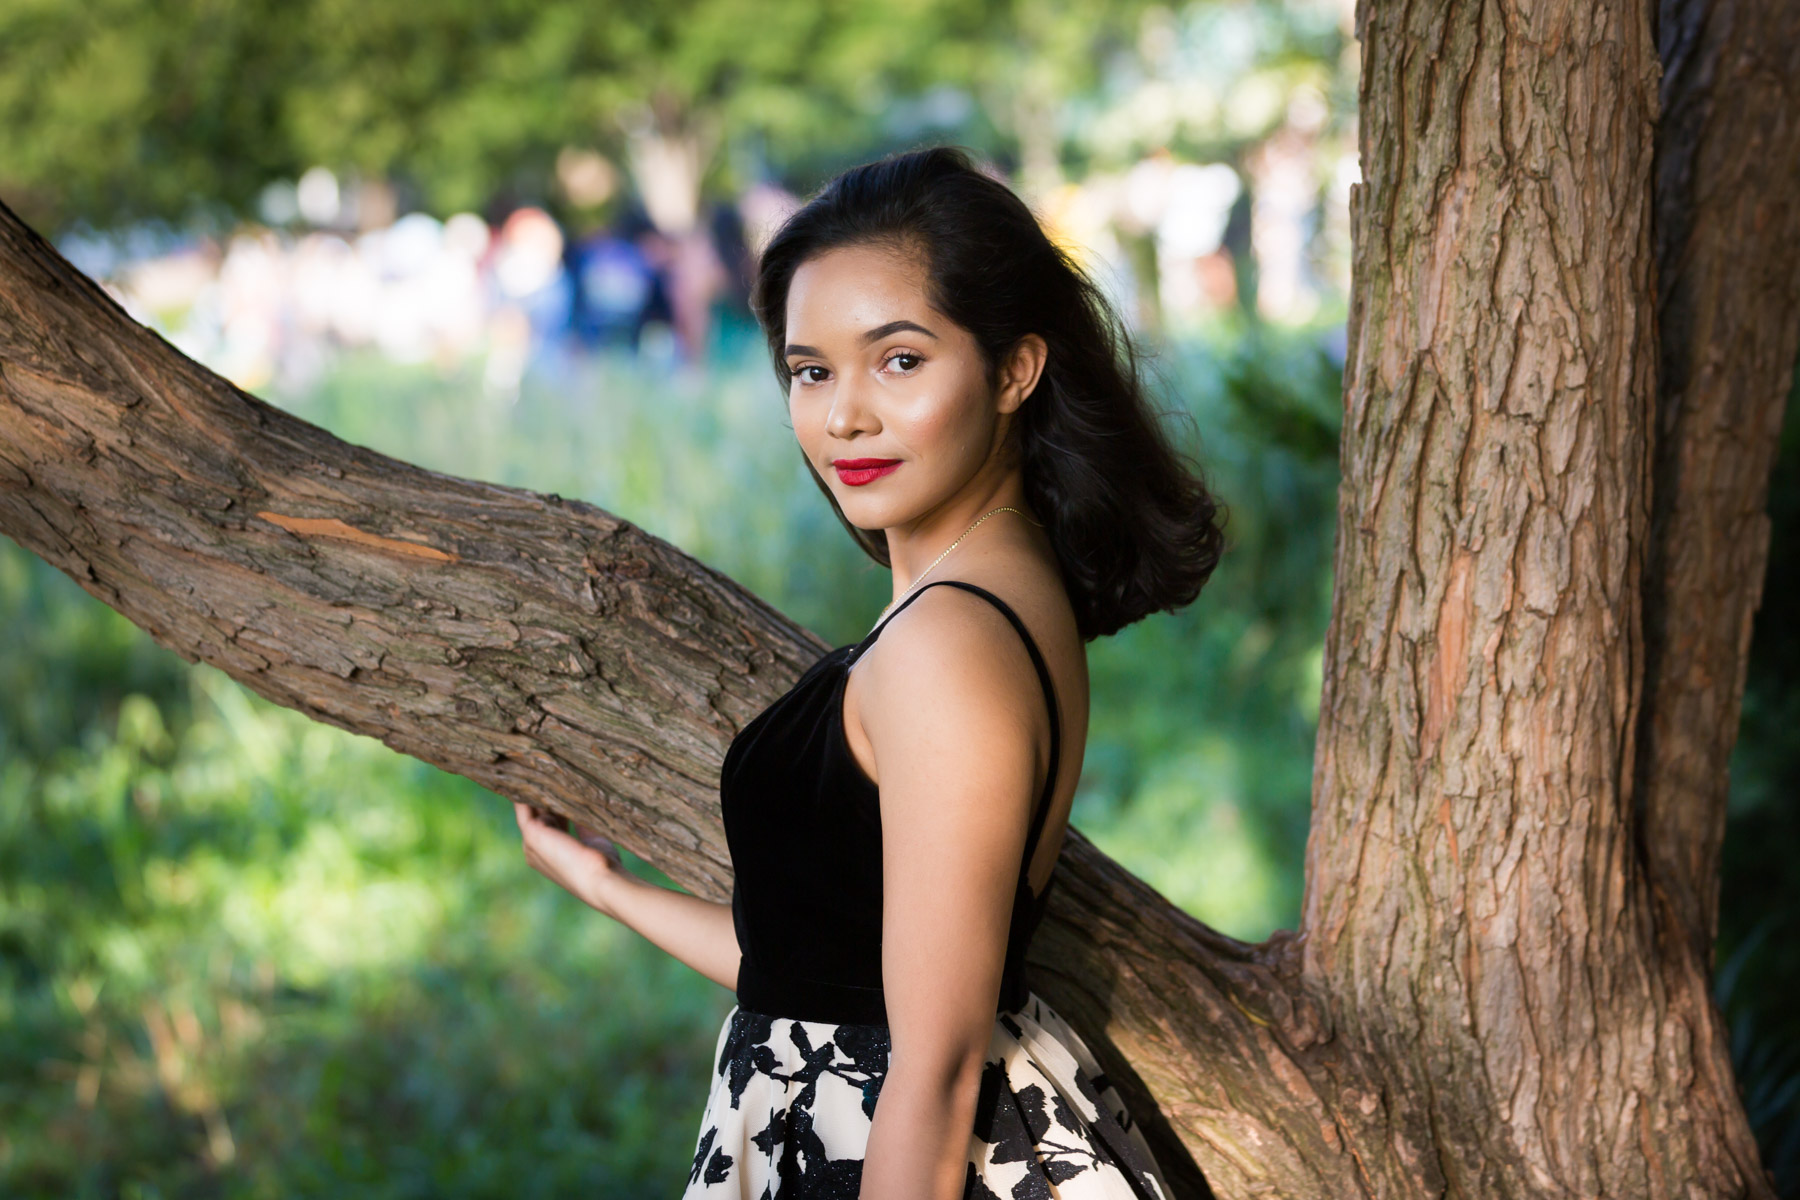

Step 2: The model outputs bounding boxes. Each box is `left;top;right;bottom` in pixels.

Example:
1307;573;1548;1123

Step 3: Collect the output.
721;579;1062;1026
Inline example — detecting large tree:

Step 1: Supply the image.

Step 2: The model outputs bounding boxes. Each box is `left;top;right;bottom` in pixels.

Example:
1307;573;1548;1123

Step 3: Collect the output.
3;0;1797;1193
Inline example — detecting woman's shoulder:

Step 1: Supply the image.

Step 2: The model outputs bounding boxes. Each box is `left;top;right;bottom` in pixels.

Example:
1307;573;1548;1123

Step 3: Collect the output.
857;564;1078;709
861;583;1038;693
841;555;1087;796
848;586;1053;807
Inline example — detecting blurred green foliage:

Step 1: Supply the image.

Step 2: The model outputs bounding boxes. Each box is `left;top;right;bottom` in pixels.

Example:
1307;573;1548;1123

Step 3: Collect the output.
0;542;731;1197
0;0;1170;231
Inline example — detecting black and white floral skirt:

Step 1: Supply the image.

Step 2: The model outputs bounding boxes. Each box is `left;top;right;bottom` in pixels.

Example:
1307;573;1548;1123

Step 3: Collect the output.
682;991;1173;1199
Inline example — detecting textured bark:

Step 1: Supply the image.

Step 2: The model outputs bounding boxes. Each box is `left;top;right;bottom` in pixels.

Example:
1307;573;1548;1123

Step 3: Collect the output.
2;0;1797;1193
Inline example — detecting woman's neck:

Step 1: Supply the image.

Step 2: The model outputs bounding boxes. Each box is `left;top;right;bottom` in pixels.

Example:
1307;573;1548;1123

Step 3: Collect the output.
882;491;1040;600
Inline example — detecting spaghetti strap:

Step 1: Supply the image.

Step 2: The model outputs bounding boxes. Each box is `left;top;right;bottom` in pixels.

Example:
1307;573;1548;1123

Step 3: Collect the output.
854;579;1062;865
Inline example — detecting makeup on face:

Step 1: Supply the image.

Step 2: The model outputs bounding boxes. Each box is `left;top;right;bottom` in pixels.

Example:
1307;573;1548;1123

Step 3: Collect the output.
832;458;902;486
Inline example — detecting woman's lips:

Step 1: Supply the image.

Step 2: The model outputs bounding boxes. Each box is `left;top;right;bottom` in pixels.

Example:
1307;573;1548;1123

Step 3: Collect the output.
833;458;901;486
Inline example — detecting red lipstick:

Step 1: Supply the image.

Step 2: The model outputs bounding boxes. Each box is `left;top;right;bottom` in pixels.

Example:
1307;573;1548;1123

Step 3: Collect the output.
833;458;901;486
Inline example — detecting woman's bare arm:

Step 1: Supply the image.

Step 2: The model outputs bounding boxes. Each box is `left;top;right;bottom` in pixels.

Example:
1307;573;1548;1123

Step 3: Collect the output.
852;590;1048;1200
513;802;741;990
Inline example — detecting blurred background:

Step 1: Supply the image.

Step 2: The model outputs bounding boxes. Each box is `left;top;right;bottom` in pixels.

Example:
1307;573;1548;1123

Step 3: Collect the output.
0;0;1794;1195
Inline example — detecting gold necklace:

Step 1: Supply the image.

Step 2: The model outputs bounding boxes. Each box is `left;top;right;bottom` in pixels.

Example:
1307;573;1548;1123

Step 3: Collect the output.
874;505;1032;629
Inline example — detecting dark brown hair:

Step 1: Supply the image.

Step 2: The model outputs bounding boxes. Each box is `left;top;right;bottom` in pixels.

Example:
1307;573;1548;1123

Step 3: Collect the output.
750;145;1227;640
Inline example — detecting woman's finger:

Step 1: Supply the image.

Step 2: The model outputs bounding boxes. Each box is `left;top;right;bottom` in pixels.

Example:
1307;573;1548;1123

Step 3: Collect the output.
513;800;572;837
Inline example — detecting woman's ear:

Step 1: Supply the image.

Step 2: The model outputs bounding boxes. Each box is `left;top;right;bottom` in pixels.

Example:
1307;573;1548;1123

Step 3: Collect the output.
995;334;1048;415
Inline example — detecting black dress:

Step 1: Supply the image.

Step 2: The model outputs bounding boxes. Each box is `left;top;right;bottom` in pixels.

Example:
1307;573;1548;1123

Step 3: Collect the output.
683;579;1172;1199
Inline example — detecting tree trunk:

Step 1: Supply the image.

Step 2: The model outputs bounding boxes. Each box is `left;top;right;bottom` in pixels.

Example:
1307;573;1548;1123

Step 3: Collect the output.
2;0;1796;1193
618;92;717;238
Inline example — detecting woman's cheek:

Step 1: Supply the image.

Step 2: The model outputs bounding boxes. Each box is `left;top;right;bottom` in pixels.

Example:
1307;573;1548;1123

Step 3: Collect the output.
934;405;992;473
897;396;962;459
789;393;825;459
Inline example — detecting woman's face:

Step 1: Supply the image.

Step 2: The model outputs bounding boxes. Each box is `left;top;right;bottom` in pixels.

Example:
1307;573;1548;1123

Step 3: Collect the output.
782;241;1038;534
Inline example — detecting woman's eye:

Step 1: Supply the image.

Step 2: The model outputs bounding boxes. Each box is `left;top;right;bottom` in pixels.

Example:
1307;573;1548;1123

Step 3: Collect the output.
888;353;922;372
795;365;826;384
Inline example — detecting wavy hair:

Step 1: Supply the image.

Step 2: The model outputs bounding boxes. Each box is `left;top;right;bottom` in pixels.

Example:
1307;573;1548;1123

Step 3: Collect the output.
749;145;1227;640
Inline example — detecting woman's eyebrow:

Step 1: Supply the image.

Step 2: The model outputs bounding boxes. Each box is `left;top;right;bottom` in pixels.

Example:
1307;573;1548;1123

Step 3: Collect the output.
860;319;939;343
784;320;940;359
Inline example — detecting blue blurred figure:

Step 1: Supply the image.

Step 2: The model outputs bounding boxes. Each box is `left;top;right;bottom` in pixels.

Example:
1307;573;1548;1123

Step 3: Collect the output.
569;207;668;352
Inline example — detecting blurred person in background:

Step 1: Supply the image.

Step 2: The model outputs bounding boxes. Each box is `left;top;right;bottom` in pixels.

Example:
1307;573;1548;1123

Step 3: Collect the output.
666;214;730;362
569;204;660;353
482;206;573;397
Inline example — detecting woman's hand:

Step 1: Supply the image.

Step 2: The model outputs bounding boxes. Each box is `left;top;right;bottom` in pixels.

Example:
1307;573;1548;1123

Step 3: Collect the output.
512;801;626;916
511;800;742;989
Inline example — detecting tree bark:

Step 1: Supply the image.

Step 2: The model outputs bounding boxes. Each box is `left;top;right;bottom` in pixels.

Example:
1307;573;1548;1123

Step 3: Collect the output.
2;0;1797;1193
1308;0;1668;1183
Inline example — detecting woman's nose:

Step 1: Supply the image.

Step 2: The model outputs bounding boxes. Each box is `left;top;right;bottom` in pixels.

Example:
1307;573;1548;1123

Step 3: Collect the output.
825;375;877;438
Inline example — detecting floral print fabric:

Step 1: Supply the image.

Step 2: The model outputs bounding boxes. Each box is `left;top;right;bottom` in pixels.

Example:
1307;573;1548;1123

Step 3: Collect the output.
682;992;1172;1200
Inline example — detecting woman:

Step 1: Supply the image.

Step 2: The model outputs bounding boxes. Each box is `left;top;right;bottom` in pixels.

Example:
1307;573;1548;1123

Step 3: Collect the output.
512;146;1225;1199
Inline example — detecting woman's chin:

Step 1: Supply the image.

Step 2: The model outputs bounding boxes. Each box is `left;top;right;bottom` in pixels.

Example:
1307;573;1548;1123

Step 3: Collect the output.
837;500;901;530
